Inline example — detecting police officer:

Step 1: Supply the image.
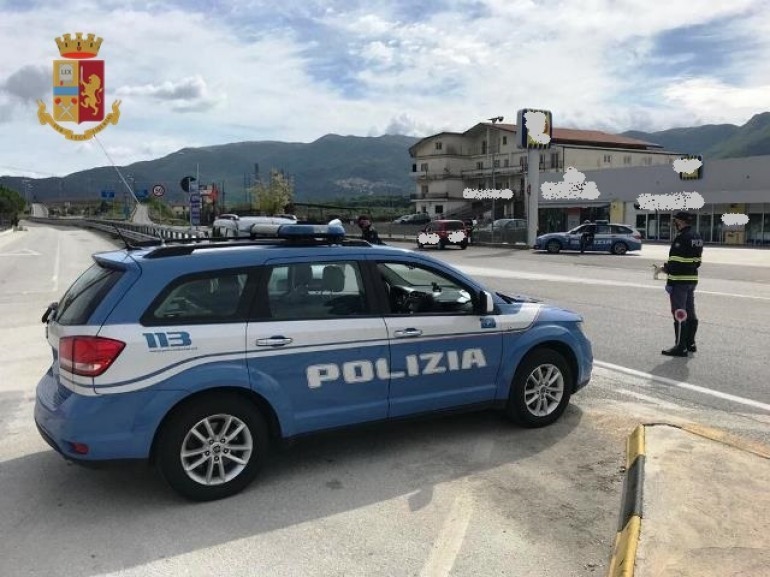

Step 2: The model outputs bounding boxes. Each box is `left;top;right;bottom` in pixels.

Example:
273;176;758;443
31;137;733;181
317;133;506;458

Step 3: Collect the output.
661;211;703;356
580;220;595;254
357;215;385;245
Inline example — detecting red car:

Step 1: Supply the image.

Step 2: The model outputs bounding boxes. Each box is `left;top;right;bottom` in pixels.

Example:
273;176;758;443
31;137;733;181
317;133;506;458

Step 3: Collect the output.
417;219;469;250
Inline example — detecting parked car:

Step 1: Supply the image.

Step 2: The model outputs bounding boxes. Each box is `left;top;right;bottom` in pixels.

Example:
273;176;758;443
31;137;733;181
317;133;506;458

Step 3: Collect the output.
474;219;528;244
394;213;432;225
533;221;643;254
35;222;592;501
417;219;469;249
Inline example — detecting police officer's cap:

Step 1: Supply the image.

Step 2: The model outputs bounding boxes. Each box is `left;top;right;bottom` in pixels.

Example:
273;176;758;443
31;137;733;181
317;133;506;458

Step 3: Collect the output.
672;211;693;222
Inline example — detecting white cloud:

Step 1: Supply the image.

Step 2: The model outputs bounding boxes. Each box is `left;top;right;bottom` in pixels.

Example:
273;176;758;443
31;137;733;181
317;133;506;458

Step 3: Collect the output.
1;1;770;176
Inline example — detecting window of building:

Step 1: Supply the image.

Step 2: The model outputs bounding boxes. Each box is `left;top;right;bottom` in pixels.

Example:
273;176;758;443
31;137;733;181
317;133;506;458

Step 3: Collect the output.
420;162;429;172
539;153;546;168
550;152;559;169
504;158;509;167
421;185;428;194
643;157;652;166
476;161;484;170
435;205;443;215
603;154;612;164
481;140;487;155
435;142;443;150
494;159;500;168
623;155;632;165
502;136;508;146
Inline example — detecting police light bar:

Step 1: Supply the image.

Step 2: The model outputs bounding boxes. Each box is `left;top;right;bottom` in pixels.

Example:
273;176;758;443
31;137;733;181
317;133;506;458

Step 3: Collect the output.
250;223;346;239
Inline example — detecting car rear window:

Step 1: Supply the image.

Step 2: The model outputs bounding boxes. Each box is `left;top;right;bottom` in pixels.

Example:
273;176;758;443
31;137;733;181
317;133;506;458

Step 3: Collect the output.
612;225;633;234
55;263;123;326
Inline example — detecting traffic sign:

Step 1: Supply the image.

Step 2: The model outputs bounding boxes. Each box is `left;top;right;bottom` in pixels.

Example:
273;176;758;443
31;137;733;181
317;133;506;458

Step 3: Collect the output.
101;189;115;199
152;184;165;197
136;189;149;200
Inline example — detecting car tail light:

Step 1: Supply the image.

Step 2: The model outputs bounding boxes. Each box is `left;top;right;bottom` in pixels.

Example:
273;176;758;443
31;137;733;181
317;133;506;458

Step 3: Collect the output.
633;231;642;239
59;336;126;377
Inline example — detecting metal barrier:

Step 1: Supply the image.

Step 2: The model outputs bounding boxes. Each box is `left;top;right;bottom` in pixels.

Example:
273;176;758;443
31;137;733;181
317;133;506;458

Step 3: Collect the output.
24;217;208;243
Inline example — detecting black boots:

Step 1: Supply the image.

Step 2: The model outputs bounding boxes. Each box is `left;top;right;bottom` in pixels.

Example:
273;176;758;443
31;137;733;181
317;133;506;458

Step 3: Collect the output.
686;319;698;352
662;321;689;357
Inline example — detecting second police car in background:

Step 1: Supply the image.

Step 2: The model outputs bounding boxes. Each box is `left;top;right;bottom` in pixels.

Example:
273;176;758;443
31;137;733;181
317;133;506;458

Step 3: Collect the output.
35;223;593;501
534;221;643;255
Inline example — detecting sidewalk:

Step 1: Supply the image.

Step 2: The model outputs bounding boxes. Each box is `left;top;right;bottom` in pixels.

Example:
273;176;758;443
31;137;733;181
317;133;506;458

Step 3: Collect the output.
609;424;770;577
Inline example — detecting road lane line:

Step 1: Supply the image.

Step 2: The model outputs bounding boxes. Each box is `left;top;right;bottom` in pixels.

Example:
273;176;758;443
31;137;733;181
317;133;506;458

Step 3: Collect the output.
52;235;60;292
458;265;770;301
594;361;770;412
418;438;491;577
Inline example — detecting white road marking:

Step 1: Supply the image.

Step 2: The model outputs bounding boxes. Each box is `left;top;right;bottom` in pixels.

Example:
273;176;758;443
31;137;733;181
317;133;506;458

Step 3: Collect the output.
52;236;60;292
0;249;41;256
458;265;770;301
594;361;770;412
418;438;492;577
419;480;475;577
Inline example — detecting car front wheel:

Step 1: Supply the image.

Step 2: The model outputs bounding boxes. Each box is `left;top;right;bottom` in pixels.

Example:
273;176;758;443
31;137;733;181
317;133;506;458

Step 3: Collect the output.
155;394;269;501
546;239;562;254
505;349;572;428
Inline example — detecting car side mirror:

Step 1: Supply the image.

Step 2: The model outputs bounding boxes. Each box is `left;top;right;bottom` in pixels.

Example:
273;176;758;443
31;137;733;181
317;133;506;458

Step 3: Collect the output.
478;291;495;314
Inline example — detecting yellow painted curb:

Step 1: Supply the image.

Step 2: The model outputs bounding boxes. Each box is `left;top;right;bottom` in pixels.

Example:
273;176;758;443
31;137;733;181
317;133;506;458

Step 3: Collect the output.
607;425;646;577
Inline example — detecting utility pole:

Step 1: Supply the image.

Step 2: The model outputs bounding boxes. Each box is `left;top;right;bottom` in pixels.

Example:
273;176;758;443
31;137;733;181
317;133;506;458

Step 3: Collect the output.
487;116;503;241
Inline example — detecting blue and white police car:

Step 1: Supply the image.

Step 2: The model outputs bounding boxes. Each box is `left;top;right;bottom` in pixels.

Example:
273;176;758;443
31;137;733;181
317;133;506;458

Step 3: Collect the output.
35;223;592;501
534;221;643;255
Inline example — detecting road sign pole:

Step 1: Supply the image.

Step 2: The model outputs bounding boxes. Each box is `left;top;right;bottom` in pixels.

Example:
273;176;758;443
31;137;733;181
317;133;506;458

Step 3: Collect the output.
527;148;539;247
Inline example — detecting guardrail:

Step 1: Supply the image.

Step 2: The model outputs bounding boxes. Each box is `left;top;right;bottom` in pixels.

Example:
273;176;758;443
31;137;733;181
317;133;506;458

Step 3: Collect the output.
25;217;208;243
24;217;531;249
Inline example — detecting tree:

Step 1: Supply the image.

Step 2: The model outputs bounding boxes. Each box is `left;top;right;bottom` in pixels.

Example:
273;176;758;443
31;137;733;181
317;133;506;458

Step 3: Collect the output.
0;185;25;219
250;169;294;215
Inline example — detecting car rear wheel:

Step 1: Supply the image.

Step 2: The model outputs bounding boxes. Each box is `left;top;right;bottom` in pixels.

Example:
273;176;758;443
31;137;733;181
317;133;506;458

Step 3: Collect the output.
505;349;572;428
611;242;628;255
546;239;562;254
155;394;269;501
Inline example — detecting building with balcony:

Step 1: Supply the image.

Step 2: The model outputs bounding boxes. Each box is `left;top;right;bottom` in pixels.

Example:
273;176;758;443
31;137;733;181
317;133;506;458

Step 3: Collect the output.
409;122;770;245
409;122;682;221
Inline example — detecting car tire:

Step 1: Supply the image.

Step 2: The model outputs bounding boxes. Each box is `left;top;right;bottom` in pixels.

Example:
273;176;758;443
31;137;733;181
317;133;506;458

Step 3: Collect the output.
417;243;424;250
460;240;468;250
155;393;269;501
546;239;562;254
505;349;572;428
611;242;628;255
439;239;447;250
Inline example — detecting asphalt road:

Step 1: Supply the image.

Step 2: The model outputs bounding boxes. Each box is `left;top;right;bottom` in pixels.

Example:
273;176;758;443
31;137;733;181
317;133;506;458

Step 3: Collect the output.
0;224;767;577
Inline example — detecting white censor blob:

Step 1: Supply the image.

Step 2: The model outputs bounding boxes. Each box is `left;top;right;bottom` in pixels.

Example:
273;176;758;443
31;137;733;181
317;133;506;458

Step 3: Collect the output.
447;230;466;243
541;167;601;200
637;192;705;211
524;110;551;145
419;232;441;245
721;213;749;226
463;188;514;200
672;157;703;174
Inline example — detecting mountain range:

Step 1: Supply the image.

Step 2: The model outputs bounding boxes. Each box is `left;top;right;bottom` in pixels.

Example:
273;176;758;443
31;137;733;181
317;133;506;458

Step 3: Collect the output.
3;113;770;204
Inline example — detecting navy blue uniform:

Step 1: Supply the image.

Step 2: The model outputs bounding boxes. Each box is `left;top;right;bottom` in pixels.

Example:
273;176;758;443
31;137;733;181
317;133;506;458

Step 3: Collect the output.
662;224;703;354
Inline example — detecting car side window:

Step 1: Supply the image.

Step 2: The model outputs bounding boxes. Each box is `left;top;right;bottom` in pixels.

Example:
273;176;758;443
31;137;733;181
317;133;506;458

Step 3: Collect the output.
377;262;475;316
612;225;632;234
262;261;368;320
595;225;610;234
144;271;249;325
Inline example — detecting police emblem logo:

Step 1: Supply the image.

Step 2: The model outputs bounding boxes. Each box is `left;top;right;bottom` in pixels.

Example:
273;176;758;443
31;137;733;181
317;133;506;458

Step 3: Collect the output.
36;33;121;141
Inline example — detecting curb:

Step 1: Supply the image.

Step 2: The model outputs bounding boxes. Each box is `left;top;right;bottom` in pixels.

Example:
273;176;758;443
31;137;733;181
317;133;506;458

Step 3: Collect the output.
607;425;645;577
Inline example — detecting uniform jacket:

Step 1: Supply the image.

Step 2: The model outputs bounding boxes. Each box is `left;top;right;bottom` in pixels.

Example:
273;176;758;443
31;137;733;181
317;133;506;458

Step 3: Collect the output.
663;225;703;285
361;226;384;245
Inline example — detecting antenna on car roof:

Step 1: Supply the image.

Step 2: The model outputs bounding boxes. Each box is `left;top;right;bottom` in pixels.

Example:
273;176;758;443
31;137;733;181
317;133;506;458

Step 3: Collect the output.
113;225;138;250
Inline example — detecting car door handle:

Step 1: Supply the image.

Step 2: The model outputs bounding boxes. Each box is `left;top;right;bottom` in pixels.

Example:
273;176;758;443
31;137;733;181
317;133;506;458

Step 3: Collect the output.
393;328;423;338
256;336;293;347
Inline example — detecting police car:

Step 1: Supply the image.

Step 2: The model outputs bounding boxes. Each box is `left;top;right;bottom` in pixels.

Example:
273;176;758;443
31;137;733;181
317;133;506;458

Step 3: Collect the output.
534;221;643;255
35;223;593;501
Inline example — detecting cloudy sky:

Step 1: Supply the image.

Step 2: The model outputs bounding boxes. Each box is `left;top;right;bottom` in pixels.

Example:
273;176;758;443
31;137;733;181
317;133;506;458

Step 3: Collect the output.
1;0;769;177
